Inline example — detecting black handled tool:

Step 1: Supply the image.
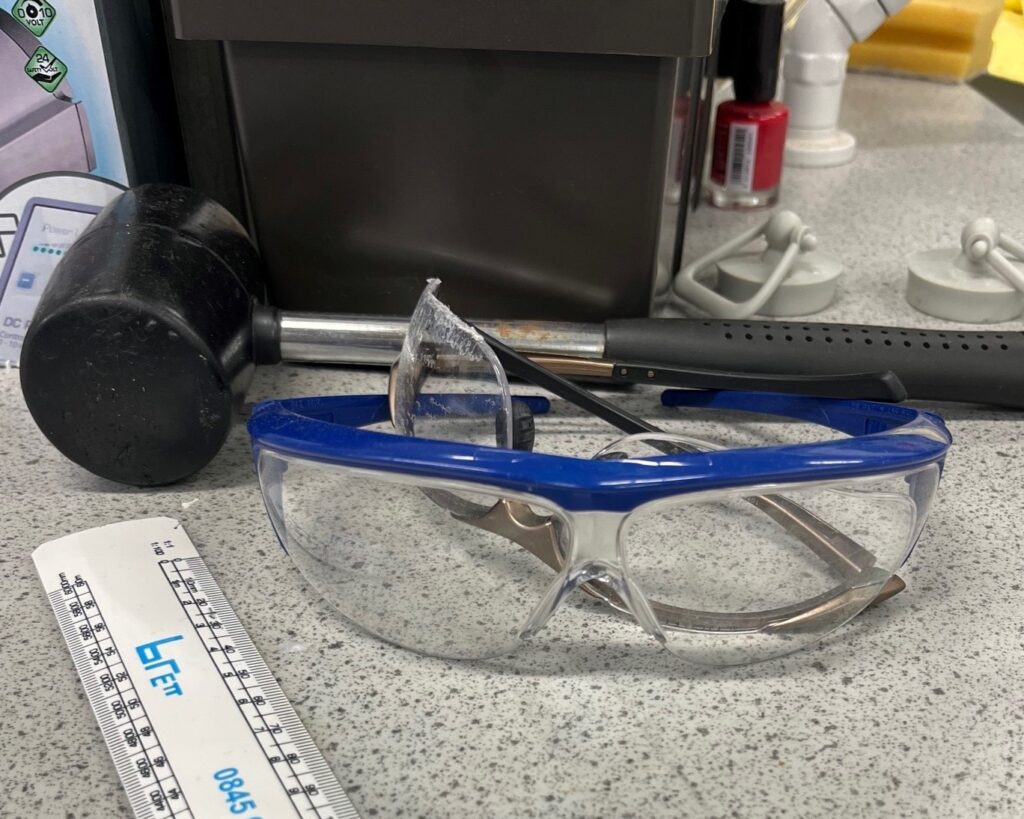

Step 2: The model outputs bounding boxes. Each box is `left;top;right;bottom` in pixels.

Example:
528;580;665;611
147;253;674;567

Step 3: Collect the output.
20;184;1021;486
603;319;1019;409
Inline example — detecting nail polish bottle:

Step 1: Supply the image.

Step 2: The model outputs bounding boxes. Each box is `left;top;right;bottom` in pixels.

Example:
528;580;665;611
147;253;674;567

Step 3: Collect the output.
706;0;788;210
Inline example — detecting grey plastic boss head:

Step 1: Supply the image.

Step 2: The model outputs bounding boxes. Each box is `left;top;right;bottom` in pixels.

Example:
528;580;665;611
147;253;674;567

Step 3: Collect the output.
906;217;1024;323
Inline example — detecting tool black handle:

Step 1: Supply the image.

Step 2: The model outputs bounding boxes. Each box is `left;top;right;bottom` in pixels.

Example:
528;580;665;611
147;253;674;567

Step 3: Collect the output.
605;319;1024;408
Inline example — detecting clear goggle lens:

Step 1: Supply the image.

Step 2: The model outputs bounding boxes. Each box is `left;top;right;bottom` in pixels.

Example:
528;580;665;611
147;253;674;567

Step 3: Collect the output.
257;452;565;660
599;434;937;664
257;441;936;664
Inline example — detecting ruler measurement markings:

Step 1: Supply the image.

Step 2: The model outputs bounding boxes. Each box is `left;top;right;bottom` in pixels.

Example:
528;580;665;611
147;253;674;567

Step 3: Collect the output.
36;519;361;819
193;564;347;819
162;558;334;819
63;582;191;819
165;559;305;807
65;582;182;818
52;597;175;802
53;580;192;819
185;559;341;817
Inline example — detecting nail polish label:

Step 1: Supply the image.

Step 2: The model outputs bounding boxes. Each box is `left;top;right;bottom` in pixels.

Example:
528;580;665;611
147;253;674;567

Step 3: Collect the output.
725;123;758;192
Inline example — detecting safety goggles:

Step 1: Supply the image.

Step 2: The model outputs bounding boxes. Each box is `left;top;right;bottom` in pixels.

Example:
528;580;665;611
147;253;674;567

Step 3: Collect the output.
248;282;951;666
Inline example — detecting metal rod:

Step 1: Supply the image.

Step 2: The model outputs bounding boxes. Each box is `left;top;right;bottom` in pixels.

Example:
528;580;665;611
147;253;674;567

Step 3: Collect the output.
278;312;607;365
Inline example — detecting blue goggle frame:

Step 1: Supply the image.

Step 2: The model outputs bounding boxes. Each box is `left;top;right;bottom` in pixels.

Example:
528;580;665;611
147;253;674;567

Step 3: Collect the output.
247;389;951;513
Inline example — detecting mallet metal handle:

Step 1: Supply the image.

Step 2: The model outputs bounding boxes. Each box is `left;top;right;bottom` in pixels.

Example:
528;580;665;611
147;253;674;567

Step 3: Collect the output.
270;309;1023;407
271;310;606;365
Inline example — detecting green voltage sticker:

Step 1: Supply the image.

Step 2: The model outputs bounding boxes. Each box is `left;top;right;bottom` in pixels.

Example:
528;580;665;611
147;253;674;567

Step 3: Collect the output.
24;45;67;93
13;0;56;36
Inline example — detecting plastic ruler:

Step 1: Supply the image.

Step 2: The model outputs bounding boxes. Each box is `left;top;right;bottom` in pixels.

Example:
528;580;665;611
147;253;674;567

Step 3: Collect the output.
33;517;361;819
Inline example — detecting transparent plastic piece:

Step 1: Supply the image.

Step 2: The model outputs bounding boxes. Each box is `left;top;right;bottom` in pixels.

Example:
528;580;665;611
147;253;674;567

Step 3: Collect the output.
610;434;940;665
391;279;512;448
256;439;939;665
257;452;566;660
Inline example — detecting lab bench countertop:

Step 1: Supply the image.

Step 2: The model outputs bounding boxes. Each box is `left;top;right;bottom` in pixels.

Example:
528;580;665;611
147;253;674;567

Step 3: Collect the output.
2;74;1024;818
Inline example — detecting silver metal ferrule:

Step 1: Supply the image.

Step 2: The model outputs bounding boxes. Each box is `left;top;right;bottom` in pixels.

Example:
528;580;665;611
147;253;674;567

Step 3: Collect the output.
278;312;607;366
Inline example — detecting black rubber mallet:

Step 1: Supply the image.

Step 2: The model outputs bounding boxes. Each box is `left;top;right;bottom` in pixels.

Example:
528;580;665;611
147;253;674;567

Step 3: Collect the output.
20;184;1023;486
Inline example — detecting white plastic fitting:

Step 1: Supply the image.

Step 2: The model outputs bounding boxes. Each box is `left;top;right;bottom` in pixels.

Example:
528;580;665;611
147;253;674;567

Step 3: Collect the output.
672;210;842;318
783;0;909;168
906;218;1024;322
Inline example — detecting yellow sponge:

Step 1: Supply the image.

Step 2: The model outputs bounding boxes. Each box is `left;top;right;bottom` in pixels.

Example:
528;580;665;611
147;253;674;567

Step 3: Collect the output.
990;7;1024;82
848;0;1003;82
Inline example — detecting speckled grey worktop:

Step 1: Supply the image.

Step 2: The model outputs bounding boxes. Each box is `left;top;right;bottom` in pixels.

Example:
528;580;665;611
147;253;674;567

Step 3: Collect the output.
2;75;1024;818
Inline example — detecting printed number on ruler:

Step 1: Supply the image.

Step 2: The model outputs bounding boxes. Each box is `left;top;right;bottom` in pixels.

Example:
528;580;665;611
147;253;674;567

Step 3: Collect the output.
35;517;361;819
161;557;350;817
51;573;192;817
